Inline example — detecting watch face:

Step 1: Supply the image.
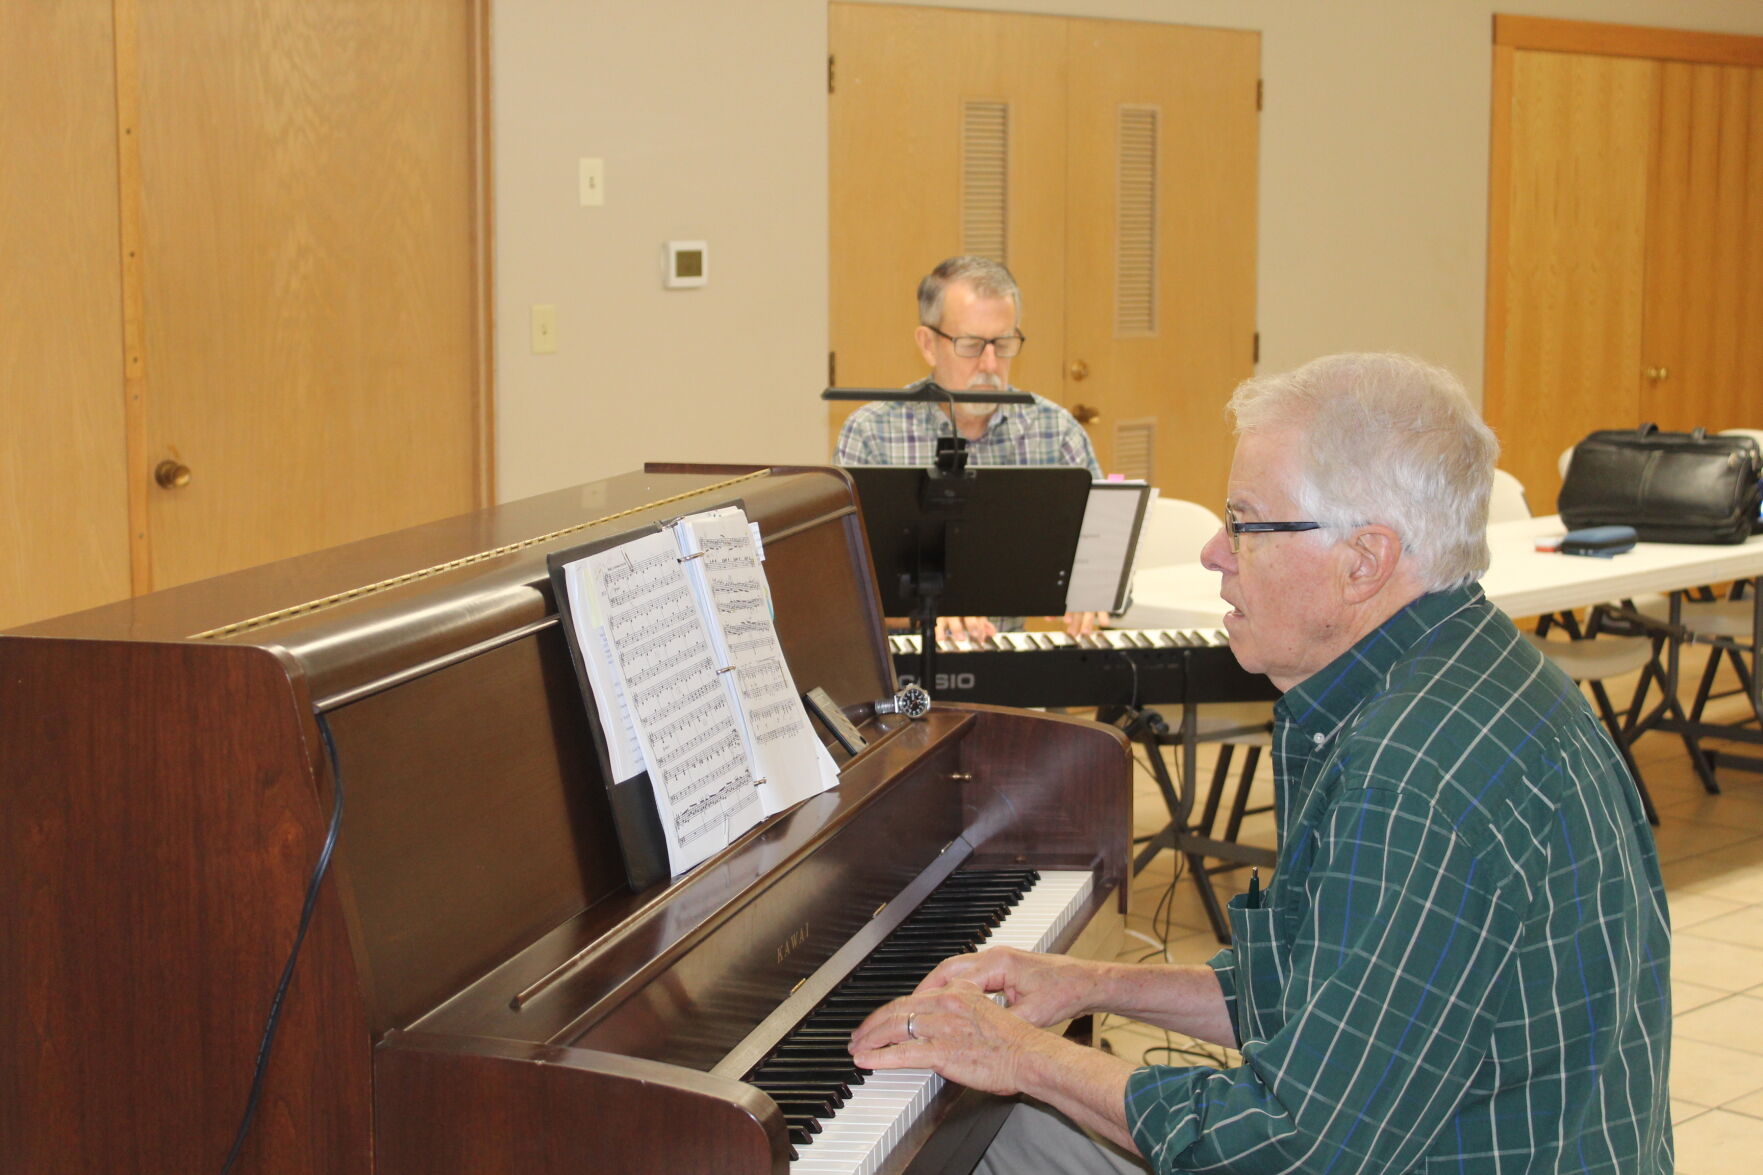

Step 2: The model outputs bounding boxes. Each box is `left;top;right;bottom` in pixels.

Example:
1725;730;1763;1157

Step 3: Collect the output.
902;684;931;717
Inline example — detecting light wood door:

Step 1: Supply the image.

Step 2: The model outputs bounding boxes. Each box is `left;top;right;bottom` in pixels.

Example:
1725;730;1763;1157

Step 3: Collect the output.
827;4;1068;443
0;1;487;631
1064;18;1259;503
1487;18;1763;508
1486;47;1655;504
134;0;487;591
828;5;1259;506
1;0;132;627
1642;61;1763;432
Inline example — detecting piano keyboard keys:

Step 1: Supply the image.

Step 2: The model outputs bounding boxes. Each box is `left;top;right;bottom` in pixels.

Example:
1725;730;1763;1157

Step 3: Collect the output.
887;626;1230;657
887;626;1276;710
763;868;1092;1175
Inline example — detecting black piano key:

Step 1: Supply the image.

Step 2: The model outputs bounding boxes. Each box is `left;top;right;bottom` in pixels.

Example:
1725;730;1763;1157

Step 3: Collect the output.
750;1060;869;1077
770;1095;839;1112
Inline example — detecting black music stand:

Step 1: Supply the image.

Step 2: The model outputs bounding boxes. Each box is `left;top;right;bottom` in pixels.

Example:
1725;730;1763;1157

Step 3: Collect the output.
847;454;1090;691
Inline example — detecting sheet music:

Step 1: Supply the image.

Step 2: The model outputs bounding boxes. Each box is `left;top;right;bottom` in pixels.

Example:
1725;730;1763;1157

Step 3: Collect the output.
675;508;840;808
559;561;646;782
576;528;762;874
1065;482;1154;613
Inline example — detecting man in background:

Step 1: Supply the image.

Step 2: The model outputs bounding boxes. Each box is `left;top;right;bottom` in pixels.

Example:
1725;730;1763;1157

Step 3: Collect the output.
835;256;1103;638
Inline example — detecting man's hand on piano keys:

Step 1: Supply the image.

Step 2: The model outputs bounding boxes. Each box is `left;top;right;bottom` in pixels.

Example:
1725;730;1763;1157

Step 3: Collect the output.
936;615;998;642
913;945;1101;1028
846;977;1091;1099
846;955;1141;1155
1059;611;1106;637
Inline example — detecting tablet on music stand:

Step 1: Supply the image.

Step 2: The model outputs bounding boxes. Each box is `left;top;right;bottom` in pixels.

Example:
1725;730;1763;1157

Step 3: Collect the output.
846;459;1091;688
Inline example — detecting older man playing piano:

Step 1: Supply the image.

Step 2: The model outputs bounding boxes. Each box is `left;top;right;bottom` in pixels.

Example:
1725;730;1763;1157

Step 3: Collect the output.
850;352;1672;1173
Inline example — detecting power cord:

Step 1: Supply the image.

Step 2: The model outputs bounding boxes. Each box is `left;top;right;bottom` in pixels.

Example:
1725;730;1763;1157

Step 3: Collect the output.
218;710;345;1174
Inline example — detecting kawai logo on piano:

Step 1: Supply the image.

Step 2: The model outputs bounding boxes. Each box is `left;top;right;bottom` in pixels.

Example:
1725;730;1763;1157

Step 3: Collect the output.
776;923;811;964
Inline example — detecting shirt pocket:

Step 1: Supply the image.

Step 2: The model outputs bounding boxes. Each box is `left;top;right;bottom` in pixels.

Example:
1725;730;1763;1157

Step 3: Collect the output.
1226;892;1289;1045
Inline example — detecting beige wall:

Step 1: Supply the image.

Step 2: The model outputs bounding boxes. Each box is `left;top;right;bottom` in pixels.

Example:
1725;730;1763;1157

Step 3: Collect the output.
491;0;1763;502
492;0;830;500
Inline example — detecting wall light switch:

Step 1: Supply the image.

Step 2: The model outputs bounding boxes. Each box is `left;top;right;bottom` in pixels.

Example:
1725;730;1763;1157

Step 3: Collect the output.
579;158;605;206
531;304;558;354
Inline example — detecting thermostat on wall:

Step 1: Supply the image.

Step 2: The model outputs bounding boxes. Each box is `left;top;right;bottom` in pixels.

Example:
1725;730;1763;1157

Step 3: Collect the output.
664;240;708;288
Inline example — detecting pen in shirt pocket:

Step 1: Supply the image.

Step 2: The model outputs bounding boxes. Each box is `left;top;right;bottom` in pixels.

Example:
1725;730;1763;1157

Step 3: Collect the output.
1246;867;1260;909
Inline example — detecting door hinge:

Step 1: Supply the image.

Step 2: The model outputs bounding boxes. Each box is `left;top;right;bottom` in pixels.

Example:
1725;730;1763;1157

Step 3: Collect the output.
828;54;835;95
828;351;837;387
1252;332;1260;364
1256;78;1263;112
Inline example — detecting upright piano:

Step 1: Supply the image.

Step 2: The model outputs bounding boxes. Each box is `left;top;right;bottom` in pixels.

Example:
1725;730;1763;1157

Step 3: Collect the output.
1;464;1129;1175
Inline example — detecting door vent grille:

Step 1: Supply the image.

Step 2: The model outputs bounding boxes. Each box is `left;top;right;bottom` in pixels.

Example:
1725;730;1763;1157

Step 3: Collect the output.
962;100;1009;263
1117;105;1159;336
1113;418;1155;483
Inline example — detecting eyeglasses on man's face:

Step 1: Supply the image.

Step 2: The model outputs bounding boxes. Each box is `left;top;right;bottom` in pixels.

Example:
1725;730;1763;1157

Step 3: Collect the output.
1224;502;1322;553
926;324;1025;359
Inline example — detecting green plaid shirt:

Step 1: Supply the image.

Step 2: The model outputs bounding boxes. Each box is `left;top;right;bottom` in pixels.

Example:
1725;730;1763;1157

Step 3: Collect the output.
1125;585;1672;1173
834;385;1103;477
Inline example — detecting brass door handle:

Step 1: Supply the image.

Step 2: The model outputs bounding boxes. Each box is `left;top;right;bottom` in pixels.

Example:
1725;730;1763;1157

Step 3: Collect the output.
1072;403;1101;424
1068;360;1090;381
1645;366;1670;382
154;460;192;489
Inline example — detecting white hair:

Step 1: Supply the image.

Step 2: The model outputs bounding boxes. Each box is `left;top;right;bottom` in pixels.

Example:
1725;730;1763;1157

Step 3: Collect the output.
1228;353;1498;592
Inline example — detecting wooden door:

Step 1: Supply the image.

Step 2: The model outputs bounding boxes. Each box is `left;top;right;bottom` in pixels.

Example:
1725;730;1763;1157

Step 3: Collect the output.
1486;17;1763;508
1642;61;1763;432
1064;19;1259;503
828;4;1259;505
133;0;488;591
1;1;132;627
827;4;1068;448
1485;46;1655;504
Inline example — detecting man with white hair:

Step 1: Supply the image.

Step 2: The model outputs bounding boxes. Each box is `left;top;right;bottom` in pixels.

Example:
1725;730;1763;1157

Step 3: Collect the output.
849;353;1672;1173
835;256;1103;639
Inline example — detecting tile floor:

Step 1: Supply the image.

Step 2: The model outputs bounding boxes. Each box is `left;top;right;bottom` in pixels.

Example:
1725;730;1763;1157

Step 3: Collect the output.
1095;644;1763;1174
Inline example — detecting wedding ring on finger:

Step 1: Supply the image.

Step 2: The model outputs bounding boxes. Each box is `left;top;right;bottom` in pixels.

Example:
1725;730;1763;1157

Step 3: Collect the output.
906;1012;917;1040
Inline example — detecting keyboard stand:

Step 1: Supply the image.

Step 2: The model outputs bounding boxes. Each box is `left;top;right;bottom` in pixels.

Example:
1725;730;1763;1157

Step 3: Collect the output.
1111;703;1276;944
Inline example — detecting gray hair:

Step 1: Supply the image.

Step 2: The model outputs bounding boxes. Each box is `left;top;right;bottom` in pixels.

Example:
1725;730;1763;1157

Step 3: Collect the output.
1228;353;1498;592
917;256;1022;327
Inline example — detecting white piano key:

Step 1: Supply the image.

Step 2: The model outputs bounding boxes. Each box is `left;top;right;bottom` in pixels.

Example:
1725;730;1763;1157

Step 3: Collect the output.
787;870;1092;1174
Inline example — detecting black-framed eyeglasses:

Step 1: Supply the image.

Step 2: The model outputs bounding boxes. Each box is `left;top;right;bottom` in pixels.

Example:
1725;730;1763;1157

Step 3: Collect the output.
926;324;1025;359
1224;502;1322;553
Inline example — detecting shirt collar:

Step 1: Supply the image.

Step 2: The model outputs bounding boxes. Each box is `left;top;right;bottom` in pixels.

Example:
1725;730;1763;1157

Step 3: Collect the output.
1275;583;1485;746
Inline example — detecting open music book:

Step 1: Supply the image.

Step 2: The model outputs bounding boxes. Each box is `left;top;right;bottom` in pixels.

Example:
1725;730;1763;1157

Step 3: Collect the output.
551;506;839;882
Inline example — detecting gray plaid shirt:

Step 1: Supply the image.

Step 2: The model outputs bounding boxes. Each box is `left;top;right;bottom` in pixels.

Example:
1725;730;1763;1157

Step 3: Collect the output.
834;385;1103;477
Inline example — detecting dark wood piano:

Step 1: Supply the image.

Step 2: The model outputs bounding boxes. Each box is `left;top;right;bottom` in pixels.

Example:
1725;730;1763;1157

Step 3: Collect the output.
1;463;1129;1175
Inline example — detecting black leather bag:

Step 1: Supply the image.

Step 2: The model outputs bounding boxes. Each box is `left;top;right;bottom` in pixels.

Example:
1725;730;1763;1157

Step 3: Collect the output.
1558;424;1763;545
